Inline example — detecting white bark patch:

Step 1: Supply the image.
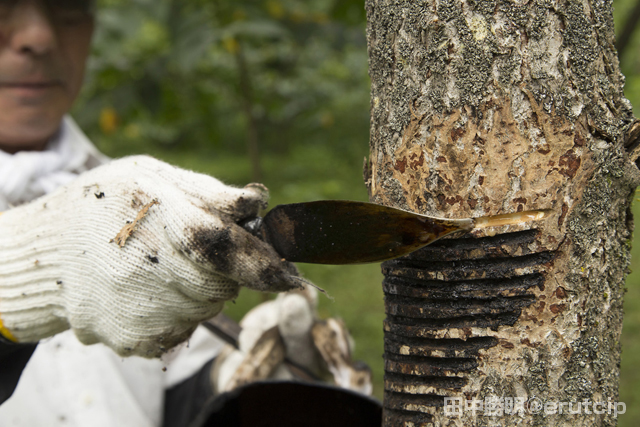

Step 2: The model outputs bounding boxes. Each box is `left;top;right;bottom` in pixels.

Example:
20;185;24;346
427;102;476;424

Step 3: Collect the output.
466;15;488;41
528;15;564;81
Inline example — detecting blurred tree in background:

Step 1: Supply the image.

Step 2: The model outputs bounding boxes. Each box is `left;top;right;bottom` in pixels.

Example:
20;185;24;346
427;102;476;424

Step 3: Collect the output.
72;0;640;414
74;0;369;179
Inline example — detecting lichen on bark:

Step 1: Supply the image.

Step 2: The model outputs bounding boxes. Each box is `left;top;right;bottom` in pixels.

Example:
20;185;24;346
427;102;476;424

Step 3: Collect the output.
366;0;640;425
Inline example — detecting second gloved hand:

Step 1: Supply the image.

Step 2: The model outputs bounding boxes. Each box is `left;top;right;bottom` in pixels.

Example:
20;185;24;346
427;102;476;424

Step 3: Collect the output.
0;156;299;358
211;285;373;396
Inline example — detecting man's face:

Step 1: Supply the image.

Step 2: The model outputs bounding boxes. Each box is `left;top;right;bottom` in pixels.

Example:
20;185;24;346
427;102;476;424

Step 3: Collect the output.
0;0;94;152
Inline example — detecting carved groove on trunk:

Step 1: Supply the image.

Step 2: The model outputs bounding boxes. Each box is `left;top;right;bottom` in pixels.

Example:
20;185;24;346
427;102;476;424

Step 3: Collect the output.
383;408;435;426
382;229;555;423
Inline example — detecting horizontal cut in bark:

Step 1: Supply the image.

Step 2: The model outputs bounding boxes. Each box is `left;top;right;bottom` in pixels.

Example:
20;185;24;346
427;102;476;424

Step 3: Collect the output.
381;229;553;422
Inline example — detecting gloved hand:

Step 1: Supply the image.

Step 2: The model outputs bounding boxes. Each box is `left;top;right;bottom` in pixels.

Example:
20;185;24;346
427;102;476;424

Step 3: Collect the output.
211;285;372;395
0;156;298;358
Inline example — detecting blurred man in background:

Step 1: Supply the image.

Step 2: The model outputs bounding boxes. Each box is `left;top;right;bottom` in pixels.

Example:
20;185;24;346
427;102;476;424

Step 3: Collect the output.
0;1;368;426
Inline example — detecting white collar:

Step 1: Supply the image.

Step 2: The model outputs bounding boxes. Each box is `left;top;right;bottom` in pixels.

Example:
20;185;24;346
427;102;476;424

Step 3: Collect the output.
0;116;108;210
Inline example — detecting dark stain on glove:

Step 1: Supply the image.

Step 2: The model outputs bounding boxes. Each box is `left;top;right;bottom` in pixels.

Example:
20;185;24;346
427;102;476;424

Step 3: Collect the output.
231;196;263;222
257;264;298;293
188;224;299;294
190;226;234;274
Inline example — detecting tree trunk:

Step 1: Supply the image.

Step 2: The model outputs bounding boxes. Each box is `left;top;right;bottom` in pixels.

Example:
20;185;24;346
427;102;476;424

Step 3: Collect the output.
365;1;640;426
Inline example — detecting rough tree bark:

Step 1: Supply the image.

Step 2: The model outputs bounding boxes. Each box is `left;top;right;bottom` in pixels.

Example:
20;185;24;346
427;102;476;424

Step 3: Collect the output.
365;1;640;426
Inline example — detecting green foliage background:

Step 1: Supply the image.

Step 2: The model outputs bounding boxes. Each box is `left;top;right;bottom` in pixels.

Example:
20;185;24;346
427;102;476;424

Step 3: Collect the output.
73;0;640;418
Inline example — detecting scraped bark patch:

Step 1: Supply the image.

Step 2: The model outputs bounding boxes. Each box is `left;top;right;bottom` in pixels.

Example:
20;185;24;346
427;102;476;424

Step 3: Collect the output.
112;200;160;248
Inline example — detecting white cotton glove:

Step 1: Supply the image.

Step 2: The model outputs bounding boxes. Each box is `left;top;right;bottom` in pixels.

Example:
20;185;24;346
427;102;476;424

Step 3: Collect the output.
211;285;372;396
212;287;320;393
0;155;298;358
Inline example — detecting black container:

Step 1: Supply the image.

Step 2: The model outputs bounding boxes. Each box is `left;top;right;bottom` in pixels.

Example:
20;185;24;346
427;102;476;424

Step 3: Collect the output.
193;381;382;427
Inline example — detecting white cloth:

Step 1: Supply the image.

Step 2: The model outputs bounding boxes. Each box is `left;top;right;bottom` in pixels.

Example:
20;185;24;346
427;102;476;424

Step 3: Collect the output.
0;116;108;210
0;117;225;426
